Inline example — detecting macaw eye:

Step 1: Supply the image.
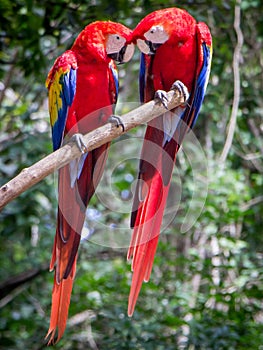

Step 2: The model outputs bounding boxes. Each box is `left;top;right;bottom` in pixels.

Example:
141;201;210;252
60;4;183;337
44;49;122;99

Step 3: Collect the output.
106;34;126;55
144;25;169;44
137;25;169;55
106;34;134;63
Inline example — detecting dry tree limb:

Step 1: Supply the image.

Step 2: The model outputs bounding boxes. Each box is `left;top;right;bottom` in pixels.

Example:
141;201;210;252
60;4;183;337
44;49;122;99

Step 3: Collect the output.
0;88;185;211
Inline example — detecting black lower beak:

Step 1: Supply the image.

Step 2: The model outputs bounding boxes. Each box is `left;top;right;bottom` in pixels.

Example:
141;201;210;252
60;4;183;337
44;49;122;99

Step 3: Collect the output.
145;40;161;55
108;45;127;63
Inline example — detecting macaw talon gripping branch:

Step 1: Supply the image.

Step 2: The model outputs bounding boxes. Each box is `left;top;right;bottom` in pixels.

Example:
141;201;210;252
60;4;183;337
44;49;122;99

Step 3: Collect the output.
69;133;88;154
154;89;169;109
108;114;125;132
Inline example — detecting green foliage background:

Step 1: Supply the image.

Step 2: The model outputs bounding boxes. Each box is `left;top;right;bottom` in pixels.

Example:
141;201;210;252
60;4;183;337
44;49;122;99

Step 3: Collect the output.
0;0;263;349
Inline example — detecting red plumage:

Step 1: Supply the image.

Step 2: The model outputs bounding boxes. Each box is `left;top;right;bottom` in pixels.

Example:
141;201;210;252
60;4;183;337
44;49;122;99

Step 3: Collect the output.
46;21;133;344
128;8;212;316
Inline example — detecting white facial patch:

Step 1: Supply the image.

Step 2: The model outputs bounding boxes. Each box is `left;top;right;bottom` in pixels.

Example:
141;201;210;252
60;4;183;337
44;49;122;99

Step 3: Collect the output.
123;43;135;62
106;34;126;55
137;38;151;55
144;25;169;44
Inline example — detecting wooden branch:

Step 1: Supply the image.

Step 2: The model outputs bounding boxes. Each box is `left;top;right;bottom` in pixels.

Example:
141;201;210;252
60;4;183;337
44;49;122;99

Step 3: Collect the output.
0;89;185;211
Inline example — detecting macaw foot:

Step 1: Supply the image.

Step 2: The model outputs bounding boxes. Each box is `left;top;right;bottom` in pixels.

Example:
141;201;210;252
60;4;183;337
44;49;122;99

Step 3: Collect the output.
154;90;169;109
108;115;125;132
171;80;189;103
70;133;88;154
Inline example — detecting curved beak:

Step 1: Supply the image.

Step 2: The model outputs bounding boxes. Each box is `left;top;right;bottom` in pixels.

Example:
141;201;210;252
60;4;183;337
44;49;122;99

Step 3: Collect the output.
108;43;134;64
145;40;161;55
137;39;161;56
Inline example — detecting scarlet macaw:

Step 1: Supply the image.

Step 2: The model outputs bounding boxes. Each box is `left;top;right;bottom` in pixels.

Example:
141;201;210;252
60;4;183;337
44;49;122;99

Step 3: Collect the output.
45;21;134;344
128;8;212;316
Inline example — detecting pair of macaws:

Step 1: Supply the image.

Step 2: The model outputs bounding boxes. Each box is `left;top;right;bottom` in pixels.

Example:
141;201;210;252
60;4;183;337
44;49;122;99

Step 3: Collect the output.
45;7;212;345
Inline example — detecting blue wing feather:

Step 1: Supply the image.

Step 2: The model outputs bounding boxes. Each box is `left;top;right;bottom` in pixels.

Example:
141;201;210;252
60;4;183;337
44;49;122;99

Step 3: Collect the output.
188;43;211;128
63;68;77;106
46;51;77;151
109;63;119;107
178;42;212;135
139;53;146;103
48;66;77;151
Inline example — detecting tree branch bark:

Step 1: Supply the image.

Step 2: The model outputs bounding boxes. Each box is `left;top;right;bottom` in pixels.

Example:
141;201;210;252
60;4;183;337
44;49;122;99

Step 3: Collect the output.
0;89;185;211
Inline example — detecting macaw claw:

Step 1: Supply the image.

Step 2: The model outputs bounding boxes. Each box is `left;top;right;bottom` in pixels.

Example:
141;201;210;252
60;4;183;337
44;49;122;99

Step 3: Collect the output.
171;80;189;103
108;115;125;132
154;90;169;109
70;133;88;154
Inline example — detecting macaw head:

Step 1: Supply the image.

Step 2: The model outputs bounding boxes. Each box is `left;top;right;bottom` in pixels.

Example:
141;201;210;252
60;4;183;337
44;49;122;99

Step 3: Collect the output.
73;21;134;63
132;7;196;55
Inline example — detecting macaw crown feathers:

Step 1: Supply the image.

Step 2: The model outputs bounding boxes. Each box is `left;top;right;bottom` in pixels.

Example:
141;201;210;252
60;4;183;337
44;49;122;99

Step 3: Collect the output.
132;7;197;44
72;21;133;61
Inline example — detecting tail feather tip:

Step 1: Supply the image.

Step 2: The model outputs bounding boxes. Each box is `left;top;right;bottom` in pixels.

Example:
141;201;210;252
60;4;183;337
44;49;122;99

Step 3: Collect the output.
45;326;65;346
45;328;56;346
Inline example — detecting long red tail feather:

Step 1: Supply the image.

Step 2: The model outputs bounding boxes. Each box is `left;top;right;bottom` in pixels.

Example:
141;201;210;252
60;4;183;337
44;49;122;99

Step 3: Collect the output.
46;145;110;344
128;167;170;316
46;261;76;345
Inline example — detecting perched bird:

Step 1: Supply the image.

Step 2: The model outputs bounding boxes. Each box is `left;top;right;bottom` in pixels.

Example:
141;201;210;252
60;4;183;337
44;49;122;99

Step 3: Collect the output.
128;7;212;316
45;21;134;344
